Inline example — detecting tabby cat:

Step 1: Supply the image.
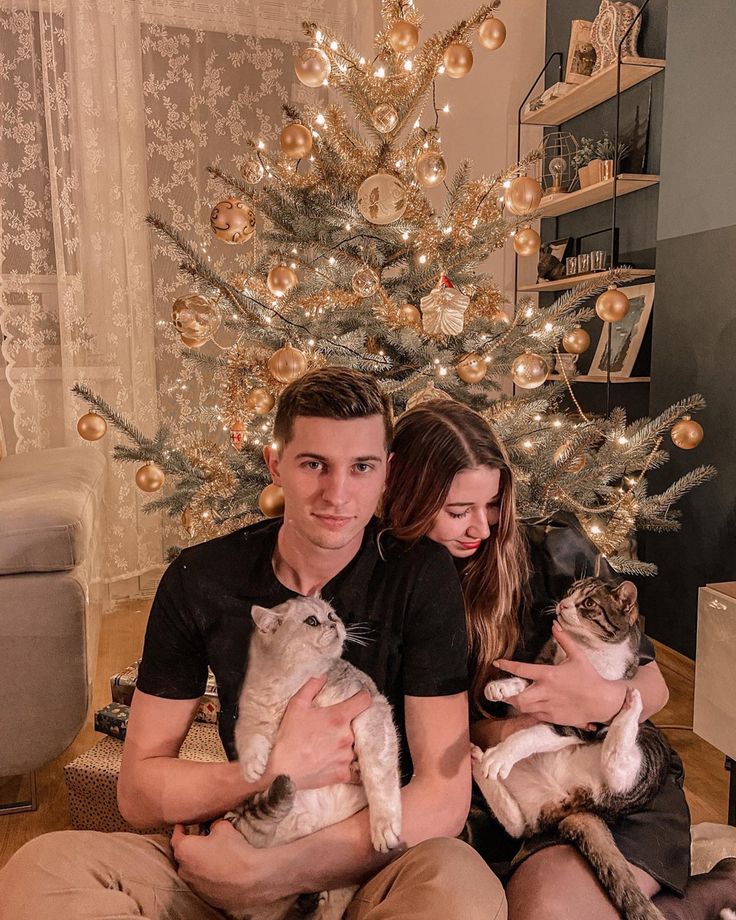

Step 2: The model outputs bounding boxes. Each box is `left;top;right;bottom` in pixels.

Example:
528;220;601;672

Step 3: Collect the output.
472;577;672;920
225;596;402;920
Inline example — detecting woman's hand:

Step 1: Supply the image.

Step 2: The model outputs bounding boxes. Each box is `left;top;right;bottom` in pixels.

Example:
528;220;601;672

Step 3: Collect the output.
493;621;626;729
267;676;371;790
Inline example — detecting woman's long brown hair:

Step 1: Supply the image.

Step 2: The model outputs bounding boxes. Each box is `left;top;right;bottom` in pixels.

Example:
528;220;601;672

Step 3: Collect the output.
382;400;530;716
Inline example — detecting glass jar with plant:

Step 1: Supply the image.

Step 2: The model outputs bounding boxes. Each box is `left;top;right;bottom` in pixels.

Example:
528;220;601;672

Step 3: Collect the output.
596;130;631;180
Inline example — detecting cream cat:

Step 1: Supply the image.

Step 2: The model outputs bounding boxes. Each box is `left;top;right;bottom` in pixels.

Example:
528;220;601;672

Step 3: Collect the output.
225;596;402;920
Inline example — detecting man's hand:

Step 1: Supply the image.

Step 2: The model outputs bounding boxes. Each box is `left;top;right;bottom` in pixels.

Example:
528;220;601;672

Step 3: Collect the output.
494;621;626;729
172;820;283;911
268;676;371;789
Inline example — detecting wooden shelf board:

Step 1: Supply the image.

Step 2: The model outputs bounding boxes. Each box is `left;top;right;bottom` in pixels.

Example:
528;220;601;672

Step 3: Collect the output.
518;268;655;293
522;57;666;125
548;374;651;384
536;174;659;217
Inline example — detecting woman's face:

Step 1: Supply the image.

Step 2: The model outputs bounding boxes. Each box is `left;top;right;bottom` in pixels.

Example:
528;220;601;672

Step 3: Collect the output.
427;465;502;558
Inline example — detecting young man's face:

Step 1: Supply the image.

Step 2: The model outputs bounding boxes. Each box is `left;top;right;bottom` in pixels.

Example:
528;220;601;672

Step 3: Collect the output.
264;415;389;553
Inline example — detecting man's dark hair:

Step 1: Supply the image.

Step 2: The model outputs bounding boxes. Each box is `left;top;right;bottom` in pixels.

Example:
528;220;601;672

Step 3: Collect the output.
273;366;393;449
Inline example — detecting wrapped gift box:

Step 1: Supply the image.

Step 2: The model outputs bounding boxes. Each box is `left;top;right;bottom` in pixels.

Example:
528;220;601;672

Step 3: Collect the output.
94;702;130;741
110;661;220;723
64;721;227;834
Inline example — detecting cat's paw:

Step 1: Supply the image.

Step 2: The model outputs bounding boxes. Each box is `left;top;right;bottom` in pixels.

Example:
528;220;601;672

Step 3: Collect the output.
370;809;402;852
620;686;643;719
238;733;271;782
484;677;528;702
470;743;485;763
477;745;517;781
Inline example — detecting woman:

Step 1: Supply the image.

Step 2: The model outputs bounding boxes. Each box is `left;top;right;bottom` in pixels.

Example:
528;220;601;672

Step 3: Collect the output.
382;398;700;919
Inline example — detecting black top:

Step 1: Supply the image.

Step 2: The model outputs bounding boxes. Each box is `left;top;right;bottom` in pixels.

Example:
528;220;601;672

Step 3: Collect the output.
137;517;468;780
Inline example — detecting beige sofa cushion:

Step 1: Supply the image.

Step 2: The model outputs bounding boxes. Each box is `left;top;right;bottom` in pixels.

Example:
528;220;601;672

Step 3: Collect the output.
0;446;106;574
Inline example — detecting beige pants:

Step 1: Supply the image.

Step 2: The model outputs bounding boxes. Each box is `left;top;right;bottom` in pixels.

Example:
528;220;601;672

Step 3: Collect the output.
0;830;506;920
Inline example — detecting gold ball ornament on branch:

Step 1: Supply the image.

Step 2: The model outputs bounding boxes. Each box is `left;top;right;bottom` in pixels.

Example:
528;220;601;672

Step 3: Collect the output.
512;226;541;256
387;20;419;54
267;344;308;384
77;411;107;441
258;483;285;518
397;303;421;326
210;197;256;244
479;16;507;50
266;265;299;298
443;42;473;78
562;327;591;355
357;173;408;225
595;286;630;323
135;462;165;493
240;159;264;185
511;352;549;389
671;416;704;450
351;264;380;297
504;176;543;216
456;353;487;384
280;123;313;159
172;294;221;344
246;387;275;415
371;103;399;134
294;47;331;87
414;150;447;188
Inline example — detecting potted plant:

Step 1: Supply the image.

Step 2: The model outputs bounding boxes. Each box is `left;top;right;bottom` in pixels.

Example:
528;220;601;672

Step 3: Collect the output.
595;130;631;180
572;137;596;188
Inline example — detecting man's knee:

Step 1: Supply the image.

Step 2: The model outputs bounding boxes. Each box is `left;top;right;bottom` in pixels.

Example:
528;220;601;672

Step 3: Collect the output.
507;844;596;913
2;830;86;876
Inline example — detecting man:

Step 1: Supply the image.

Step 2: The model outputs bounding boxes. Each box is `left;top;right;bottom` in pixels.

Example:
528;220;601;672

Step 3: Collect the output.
0;367;506;920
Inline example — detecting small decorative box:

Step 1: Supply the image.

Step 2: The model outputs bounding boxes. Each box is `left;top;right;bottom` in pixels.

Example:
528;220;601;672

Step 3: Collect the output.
94;702;130;741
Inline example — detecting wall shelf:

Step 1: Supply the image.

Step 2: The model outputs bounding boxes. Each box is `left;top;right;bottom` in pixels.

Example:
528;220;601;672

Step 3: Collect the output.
548;375;651;384
518;268;655;293
521;57;666;126
536;174;659;217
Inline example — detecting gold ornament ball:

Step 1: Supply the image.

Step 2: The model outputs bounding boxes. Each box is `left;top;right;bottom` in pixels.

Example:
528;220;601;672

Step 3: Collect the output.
240;159;264;184
479;16;507;50
246;387;275;415
77;411;107;441
172;293;221;343
562;327;591;355
357;172;408;225
595;287;630;323
553;444;586;472
512;226;541;256
180;334;208;348
268;344;308;384
258;483;285;518
387;20;419;54
135;462;165;493
511;352;549;389
210;197;255;244
414;150;447;188
280;123;313;159
398;303;421;325
505;176;543;215
443;42;473;78
671;417;704;450
294;47;331;87
267;265;299;298
372;103;399;134
456;353;487;384
351;265;380;297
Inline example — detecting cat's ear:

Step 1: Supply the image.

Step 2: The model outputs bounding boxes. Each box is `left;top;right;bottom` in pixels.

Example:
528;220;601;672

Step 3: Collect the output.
251;605;282;634
614;581;639;622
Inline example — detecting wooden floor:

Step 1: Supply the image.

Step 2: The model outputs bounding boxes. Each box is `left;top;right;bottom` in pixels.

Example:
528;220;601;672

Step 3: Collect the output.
0;601;730;870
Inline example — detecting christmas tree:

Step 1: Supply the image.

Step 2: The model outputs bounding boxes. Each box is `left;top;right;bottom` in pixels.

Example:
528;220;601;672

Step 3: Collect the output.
73;0;714;573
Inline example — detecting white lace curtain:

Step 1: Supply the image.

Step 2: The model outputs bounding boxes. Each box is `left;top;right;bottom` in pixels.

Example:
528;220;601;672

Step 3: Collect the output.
0;0;373;582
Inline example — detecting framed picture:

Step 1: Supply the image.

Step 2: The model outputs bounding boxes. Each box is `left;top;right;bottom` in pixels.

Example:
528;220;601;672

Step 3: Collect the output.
565;20;597;84
590;283;654;378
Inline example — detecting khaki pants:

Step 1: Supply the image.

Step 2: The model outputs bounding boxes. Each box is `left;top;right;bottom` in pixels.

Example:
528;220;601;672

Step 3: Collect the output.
0;830;506;920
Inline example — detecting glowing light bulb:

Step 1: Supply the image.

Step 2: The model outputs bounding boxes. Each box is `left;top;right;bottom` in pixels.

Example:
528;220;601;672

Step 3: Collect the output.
258;140;265;150
316;30;323;42
315;113;326;126
418;254;427;264
525;307;534;318
442;104;450;113
402;231;410;241
438;65;446;74
329;256;336;265
404;59;413;71
330;40;338;51
375;66;385;78
502;179;512;188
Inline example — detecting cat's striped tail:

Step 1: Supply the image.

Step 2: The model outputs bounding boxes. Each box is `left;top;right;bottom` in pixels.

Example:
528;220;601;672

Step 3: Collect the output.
559;812;665;920
224;774;295;846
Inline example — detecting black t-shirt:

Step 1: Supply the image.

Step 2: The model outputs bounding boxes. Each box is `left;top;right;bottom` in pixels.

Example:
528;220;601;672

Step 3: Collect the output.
137;517;468;780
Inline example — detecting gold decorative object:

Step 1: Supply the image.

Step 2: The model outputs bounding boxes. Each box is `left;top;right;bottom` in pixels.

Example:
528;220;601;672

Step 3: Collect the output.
671;416;704;450
135;462;165;493
553;444;586;472
562;327;591;354
595;286;630;323
398;303;421;326
512;226;541;256
210;198;256;244
414;150;447;188
258;483;285;518
511;352;549;389
76;411;107;441
443;42;473;78
505;176;543;215
357;173;407;225
280;123;313;159
246;387;275;415
229;420;246;451
266;265;299;298
479;16;506;50
294;47;331;87
240;159;264;184
406;383;453;410
268;344;308;383
172;294;221;344
351;265;380;297
456;353;487;384
420;275;470;336
387;20;419;53
371;103;399;133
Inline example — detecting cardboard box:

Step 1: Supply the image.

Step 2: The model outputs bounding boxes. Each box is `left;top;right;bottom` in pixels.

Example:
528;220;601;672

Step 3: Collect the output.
110;661;220;723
